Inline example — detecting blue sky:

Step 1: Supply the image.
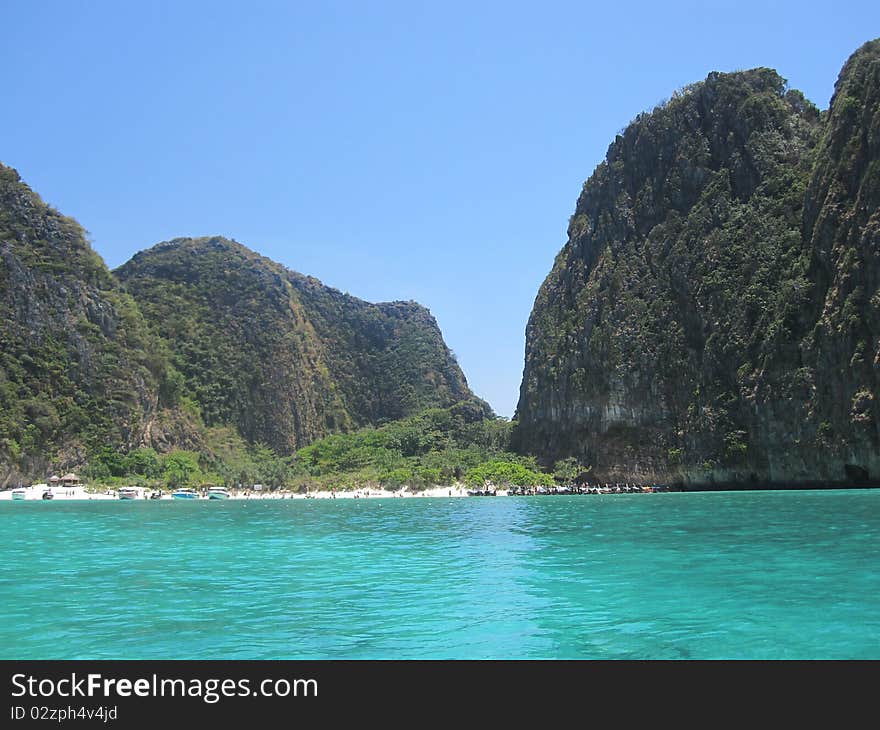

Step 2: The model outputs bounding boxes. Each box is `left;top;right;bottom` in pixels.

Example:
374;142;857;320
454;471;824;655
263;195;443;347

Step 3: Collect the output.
2;2;877;416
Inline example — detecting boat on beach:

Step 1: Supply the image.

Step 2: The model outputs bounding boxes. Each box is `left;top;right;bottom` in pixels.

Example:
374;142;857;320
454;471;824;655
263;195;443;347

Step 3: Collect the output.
118;487;140;500
172;488;198;500
207;487;230;500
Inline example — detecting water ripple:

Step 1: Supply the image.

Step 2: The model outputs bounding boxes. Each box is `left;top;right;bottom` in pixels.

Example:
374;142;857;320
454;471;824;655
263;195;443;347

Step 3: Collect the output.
1;491;878;658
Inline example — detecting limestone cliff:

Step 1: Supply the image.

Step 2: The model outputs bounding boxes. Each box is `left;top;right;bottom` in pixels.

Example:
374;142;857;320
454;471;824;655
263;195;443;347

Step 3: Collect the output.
1;169;474;482
116;237;474;454
0;163;199;486
515;41;880;486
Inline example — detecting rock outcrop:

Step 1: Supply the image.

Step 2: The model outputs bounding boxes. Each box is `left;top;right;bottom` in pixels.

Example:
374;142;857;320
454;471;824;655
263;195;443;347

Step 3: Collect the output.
0;168;474;480
515;40;880;487
115;236;474;454
0;163;197;486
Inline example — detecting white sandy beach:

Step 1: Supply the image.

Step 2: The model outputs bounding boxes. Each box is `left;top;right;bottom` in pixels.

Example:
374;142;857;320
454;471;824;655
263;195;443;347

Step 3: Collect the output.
0;483;488;501
0;485;115;501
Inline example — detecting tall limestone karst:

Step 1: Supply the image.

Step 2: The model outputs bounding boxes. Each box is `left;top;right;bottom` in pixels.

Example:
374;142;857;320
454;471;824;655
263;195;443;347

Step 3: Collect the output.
515;40;880;487
115;236;473;455
0;168;474;483
0;163;198;486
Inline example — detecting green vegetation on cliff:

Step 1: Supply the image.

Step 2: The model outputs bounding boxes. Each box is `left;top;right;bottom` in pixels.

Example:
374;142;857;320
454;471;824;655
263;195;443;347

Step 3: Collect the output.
0;173;474;486
115;237;473;455
0;164;194;482
515;40;880;486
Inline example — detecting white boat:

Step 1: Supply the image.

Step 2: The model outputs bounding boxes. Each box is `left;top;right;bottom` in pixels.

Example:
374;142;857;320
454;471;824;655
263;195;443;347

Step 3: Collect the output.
207;487;230;500
172;488;198;500
118;487;140;500
11;488;27;501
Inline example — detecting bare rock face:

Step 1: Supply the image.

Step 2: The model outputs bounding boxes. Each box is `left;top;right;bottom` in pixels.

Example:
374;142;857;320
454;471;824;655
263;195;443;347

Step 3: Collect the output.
515;41;880;487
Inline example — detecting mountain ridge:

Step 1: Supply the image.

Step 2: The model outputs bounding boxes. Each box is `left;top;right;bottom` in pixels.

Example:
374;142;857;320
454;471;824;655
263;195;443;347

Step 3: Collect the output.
115;234;475;454
0;172;476;484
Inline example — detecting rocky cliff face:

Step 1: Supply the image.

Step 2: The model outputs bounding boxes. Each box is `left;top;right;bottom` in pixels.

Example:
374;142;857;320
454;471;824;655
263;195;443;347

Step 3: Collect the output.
798;39;880;482
116;237;473;454
1;169;473;481
0;164;199;486
515;40;880;486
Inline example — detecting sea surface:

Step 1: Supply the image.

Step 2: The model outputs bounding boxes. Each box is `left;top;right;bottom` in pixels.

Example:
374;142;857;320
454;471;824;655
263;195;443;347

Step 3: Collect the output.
1;490;878;659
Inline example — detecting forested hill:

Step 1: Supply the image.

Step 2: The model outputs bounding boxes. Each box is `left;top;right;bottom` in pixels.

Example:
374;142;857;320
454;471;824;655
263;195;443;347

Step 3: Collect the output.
0;163;200;485
115;236;474;455
0;169;474;484
515;39;880;487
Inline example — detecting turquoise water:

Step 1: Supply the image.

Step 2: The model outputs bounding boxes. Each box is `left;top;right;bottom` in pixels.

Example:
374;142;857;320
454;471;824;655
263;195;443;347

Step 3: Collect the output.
1;491;878;659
